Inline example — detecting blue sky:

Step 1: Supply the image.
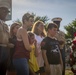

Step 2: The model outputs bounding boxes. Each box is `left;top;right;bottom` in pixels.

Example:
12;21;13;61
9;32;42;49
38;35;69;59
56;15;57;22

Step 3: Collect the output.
6;0;76;32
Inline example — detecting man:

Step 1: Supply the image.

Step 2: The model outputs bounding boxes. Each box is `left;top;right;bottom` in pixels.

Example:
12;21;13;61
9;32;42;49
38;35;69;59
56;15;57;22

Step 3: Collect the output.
52;17;66;75
0;6;10;75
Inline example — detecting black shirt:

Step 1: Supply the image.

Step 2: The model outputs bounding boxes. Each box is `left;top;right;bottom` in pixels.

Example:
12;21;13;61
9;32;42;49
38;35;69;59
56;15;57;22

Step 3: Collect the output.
41;37;61;65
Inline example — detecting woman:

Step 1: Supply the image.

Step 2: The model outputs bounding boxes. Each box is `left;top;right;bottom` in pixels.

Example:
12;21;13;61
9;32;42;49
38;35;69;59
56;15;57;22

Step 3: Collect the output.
31;20;46;75
7;22;21;75
9;22;21;68
13;13;34;75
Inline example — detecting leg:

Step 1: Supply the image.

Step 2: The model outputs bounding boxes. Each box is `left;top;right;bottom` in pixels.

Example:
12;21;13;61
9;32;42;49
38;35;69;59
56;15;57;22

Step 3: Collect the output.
0;46;9;75
39;67;46;75
56;64;62;75
50;65;56;75
13;58;29;75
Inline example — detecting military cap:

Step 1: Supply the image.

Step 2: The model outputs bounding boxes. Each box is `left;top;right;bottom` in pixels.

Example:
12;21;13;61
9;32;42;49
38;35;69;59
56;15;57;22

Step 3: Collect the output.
52;17;62;22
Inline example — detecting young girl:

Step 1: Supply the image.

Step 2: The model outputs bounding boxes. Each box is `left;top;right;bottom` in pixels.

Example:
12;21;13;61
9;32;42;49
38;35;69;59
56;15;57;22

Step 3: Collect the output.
27;31;39;75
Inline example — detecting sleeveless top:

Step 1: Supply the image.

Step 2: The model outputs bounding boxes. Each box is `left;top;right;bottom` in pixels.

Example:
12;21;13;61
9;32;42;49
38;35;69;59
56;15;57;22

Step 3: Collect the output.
13;40;30;59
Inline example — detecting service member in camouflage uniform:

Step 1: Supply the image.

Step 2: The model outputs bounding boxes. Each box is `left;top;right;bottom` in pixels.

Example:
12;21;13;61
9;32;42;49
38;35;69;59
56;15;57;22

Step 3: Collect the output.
0;6;12;75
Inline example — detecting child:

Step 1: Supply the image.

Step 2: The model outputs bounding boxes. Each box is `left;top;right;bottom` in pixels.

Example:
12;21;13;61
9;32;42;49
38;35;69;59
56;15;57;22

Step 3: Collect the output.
27;31;39;75
41;23;63;75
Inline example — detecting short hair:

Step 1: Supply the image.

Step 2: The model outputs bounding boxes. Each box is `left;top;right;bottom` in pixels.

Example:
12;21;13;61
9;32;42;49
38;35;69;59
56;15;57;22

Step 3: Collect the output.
47;23;58;30
22;12;34;24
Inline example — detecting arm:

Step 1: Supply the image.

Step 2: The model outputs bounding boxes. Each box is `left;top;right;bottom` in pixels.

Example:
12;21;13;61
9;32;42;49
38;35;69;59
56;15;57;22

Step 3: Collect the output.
42;50;49;66
34;39;39;57
20;28;31;51
59;49;63;71
42;50;50;73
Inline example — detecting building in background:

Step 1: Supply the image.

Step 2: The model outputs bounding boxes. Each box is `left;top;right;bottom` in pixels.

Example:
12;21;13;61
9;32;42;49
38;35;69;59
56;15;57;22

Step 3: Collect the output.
0;0;12;21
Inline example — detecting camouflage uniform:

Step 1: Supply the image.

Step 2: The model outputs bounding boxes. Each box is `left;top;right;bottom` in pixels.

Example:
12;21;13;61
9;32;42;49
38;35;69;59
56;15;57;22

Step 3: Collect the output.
55;30;66;49
0;3;10;74
0;19;10;75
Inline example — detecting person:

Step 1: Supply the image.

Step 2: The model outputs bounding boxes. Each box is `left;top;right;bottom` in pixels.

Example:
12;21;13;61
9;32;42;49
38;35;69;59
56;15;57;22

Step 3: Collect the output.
7;22;21;75
0;6;11;75
41;23;63;75
13;12;34;75
52;17;66;75
27;31;39;75
31;20;46;75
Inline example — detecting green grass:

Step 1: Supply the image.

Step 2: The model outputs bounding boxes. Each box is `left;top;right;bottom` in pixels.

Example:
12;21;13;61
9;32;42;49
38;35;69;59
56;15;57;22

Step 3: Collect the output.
65;70;73;75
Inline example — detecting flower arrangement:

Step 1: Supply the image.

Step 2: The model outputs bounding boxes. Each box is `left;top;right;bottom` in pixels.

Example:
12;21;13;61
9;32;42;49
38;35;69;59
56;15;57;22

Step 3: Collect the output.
70;33;76;74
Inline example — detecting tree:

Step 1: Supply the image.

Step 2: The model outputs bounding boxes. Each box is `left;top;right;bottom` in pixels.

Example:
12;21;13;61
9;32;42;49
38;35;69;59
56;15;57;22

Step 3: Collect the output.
64;19;76;40
13;19;22;25
34;15;49;31
13;13;49;31
34;16;49;23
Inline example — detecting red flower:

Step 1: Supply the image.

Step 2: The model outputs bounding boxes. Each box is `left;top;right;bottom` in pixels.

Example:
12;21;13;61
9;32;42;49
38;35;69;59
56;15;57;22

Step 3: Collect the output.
74;32;76;37
73;40;76;45
71;67;76;73
70;53;73;58
72;45;76;50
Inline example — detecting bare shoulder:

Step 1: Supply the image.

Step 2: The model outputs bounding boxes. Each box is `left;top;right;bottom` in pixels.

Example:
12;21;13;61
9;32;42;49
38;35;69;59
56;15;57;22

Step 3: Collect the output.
17;27;27;38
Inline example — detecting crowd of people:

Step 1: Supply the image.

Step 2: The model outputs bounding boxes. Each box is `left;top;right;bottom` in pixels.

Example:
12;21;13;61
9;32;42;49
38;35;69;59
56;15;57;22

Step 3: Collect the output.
0;6;66;75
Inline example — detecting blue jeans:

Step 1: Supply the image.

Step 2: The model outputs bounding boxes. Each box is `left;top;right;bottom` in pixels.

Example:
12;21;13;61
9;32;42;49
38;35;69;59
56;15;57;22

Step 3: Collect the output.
13;58;29;75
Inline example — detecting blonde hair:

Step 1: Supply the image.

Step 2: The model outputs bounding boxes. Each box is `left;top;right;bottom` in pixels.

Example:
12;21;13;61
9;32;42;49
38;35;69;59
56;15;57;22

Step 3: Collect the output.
31;20;46;37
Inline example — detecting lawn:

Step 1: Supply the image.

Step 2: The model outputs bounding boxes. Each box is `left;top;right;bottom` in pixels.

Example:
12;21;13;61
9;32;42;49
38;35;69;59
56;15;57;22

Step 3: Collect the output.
65;70;74;75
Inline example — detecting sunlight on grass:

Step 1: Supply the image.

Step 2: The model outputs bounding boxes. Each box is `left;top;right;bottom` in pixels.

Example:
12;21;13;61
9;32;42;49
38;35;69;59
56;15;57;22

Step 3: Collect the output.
65;70;74;75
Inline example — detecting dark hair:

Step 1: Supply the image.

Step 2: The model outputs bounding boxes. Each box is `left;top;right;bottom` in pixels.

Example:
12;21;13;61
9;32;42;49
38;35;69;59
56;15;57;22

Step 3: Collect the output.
47;23;58;31
22;12;34;24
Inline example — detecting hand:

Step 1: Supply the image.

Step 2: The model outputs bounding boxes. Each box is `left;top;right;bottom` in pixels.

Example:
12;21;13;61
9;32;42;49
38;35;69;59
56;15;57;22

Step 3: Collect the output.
61;64;63;71
45;65;50;74
34;39;37;46
7;43;14;48
59;40;64;45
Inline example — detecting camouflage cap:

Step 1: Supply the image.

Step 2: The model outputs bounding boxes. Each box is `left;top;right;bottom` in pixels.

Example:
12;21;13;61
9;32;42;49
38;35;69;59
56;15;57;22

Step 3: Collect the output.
0;0;11;9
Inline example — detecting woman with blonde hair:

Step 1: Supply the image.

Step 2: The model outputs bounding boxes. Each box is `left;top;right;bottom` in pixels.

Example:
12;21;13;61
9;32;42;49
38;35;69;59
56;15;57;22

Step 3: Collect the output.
13;12;34;75
31;20;46;75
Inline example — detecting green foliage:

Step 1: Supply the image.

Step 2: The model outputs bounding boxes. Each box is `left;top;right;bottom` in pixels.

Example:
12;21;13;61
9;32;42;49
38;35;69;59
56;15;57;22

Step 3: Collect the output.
34;15;49;31
64;19;76;40
13;13;49;31
13;19;22;25
34;15;49;23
